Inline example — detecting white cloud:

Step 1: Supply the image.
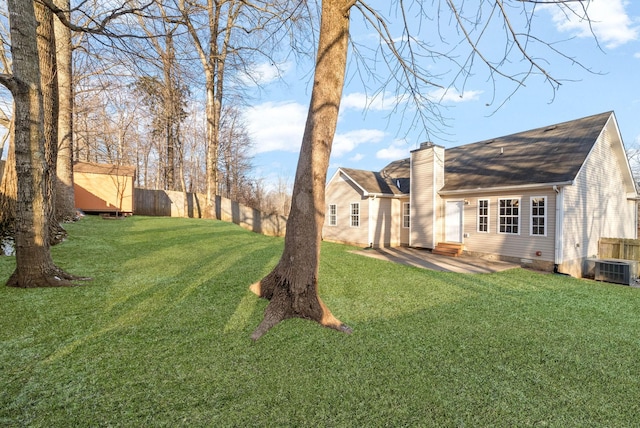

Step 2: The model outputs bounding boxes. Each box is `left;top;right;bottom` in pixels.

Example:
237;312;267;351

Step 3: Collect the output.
244;102;386;158
634;52;640;59
376;139;410;160
427;88;483;103
332;129;386;158
244;101;306;154
543;0;638;48
350;153;365;162
341;92;408;111
239;62;293;86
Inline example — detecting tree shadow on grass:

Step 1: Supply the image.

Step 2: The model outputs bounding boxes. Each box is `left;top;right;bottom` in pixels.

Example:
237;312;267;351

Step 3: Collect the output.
37;217;283;364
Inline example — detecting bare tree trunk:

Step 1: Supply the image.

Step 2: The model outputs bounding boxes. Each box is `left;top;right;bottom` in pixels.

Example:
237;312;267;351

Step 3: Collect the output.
2;0;88;287
35;0;67;245
162;32;176;190
250;0;352;340
0;118;17;234
178;0;232;218
204;75;220;217
53;0;76;222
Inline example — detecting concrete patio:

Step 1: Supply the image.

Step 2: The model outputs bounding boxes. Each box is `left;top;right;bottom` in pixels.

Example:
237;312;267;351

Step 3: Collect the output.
351;247;520;274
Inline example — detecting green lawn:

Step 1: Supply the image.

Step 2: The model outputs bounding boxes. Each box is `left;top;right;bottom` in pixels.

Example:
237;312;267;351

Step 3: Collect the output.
1;215;639;427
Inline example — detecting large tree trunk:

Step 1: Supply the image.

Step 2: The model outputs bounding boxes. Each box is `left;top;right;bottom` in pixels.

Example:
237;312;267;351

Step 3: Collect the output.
53;0;76;222
250;0;352;340
4;0;87;288
35;0;67;245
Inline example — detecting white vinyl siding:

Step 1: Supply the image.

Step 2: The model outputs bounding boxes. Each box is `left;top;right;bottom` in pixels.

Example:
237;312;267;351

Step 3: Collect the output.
350;203;360;227
559;117;637;276
530;197;546;236
321;172;369;246
498;198;520;234
328;204;337;226
477;199;489;233
462;191;556;263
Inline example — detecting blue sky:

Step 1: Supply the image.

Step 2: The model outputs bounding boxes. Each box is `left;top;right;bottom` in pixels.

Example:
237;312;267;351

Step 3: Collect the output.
242;0;640;188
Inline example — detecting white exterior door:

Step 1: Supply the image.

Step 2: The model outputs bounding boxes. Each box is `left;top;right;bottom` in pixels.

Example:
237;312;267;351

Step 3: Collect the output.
445;201;463;243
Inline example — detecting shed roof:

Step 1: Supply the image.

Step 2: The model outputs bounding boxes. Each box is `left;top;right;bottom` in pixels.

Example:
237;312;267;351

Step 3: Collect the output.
334;111;617;195
73;161;136;177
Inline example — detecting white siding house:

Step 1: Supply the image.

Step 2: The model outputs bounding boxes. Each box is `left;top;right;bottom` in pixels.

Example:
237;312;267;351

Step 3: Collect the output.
323;166;409;247
323;111;638;278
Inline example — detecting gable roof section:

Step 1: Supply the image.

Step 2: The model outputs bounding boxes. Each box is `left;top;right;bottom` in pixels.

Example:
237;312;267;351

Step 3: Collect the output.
441;111;613;192
338;161;409;196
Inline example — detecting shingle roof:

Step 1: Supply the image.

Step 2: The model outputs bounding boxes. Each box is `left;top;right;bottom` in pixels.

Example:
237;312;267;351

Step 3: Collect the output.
73;161;136;177
335;111;615;195
441;111;612;191
340;168;406;195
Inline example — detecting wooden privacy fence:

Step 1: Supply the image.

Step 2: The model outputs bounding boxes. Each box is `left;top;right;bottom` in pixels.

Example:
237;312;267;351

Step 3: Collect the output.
134;188;287;237
134;189;203;218
599;238;640;261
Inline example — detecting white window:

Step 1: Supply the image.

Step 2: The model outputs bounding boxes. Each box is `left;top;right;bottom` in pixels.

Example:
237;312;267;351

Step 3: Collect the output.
530;196;546;236
403;202;410;228
498;198;520;234
477;199;489;233
328;204;337;226
350;203;360;227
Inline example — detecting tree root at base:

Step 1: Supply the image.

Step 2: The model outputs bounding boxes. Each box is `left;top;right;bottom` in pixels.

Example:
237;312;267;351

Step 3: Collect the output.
6;266;92;288
249;277;352;340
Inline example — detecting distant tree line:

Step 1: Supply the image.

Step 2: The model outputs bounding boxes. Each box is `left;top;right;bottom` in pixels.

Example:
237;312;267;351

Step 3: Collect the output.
0;0;299;223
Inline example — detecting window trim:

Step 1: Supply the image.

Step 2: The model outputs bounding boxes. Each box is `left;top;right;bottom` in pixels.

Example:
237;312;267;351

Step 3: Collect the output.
477;199;489;233
402;202;410;229
328;204;337;226
350;202;360;228
498;197;521;235
530;196;547;237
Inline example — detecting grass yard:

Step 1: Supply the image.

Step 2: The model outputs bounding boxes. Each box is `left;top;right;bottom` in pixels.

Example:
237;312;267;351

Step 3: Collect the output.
1;215;639;427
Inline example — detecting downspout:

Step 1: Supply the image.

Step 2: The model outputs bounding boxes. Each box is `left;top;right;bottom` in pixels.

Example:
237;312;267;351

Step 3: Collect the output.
368;195;375;247
634;201;638;239
409;156;414;247
432;156;438;249
554;185;564;272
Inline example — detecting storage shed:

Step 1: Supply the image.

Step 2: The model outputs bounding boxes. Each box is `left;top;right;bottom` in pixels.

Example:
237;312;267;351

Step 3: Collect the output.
73;162;136;214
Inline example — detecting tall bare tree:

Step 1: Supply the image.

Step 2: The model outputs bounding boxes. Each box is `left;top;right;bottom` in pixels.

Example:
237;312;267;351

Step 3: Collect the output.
53;0;76;222
0;0;87;287
219;106;253;201
249;0;598;339
0;117;17;235
134;3;190;192
176;0;309;216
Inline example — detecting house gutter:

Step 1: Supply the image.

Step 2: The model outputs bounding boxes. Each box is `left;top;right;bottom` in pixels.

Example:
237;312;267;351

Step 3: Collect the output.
362;192;408;198
438;181;575;196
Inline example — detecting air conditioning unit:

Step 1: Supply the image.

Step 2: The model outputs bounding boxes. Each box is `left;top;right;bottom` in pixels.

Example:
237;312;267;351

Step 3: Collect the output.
594;259;637;286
